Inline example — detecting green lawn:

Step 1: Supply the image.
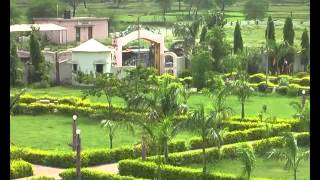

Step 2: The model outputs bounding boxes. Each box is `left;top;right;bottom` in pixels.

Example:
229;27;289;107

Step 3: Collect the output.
10;114;195;150
11;86;300;118
183;156;310;180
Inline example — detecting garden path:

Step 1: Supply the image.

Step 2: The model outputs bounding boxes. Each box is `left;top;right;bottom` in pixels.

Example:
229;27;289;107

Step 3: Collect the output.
13;163;119;180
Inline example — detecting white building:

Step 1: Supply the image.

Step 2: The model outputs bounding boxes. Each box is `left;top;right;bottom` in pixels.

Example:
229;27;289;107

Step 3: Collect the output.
69;39;113;74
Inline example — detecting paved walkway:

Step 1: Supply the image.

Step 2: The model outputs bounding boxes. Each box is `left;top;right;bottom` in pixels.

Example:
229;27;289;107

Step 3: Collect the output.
13;163;118;180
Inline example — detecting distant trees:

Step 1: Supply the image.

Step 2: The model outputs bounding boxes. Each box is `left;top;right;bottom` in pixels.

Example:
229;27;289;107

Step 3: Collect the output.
300;29;309;71
283;17;295;45
215;0;236;11
63;0;86;17
10;0;21;24
243;0;269;20
156;0;172;22
233;21;243;54
27;0;66;20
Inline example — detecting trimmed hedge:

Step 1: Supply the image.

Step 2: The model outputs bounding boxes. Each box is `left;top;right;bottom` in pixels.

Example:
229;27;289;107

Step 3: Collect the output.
146;133;309;166
189;123;291;149
59;168;146;180
10;159;33;179
10;141;186;168
119;159;271;180
119;159;239;180
28;176;56;180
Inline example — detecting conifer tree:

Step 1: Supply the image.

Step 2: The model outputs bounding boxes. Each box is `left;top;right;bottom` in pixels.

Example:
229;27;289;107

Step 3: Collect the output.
283;17;295;45
265;16;275;42
233;21;243;54
300;29;309;71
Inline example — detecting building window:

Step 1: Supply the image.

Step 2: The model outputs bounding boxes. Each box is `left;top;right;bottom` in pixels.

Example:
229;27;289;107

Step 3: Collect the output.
73;64;78;72
76;27;80;41
96;64;103;73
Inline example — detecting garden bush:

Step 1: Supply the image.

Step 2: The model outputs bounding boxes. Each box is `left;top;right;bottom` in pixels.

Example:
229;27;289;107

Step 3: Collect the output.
248;73;266;83
60;168;146;180
28;176;55;180
299;77;310;86
277;86;288;95
10;159;33;179
294;72;309;78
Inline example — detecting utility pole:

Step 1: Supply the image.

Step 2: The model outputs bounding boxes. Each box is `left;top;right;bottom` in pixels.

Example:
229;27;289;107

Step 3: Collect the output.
266;20;269;84
138;16;141;66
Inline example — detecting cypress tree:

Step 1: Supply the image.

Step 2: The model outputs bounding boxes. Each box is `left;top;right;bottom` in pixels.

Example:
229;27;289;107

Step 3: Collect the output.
265;16;275;42
10;41;24;86
300;29;309;71
233;21;243;54
30;26;44;70
283;17;295;45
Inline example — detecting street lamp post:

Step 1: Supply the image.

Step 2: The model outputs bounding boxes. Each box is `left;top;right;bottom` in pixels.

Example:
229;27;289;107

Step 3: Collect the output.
266;21;269;84
76;129;81;180
72;114;77;151
137;16;141;66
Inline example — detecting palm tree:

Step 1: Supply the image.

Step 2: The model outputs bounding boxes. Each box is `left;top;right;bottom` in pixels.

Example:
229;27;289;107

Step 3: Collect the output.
185;104;222;180
237;144;256;180
268;133;310;180
212;84;233;121
233;74;253;121
100;119;135;149
158;117;183;162
290;100;310;132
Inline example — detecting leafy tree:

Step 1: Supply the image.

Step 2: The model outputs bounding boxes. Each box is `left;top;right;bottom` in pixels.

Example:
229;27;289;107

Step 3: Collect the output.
27;0;66;20
233;21;243;54
207;27;230;72
205;11;227;29
10;0;21;24
212;84;233;121
185;105;222;180
215;0;236;11
10;40;24;86
283;17;295;45
238;144;256;180
268;133;310;180
265;16;276;42
173;16;203;61
233;73;253;120
300;29;309;71
155;0;172;22
243;0;269;20
100;119;135;149
63;0;86;17
191;47;213;89
268;41;290;76
83;73;121;115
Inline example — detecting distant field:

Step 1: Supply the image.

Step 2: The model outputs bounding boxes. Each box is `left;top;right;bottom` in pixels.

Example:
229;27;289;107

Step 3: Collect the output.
13;0;309;48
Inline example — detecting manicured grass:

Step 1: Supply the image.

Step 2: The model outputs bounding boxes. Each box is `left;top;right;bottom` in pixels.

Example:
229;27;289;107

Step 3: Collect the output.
11;86;301;118
10;114;195;150
183;156;310;180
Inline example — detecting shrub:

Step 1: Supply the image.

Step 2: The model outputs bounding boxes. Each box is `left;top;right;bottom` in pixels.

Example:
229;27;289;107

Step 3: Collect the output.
295;132;309;147
10;159;33;179
278;78;289;87
299;77;310;86
294;72;309;78
248;73;265;83
60;168;145;180
31;80;51;89
277;86;288;95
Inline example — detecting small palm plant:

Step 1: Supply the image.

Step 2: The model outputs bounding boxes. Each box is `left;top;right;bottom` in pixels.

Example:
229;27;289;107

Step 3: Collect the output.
290;100;310;131
100;119;135;149
10;88;26;116
268;133;310;180
237;144;256;180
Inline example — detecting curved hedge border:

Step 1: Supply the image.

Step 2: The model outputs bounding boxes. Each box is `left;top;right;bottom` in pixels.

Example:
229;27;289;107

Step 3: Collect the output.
146;132;309;166
10;141;186;168
59;168;147;180
189;123;291;149
10;159;33;179
118;159;271;180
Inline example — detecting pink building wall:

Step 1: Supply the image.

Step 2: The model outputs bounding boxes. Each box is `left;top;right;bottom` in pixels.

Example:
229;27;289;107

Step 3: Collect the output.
33;17;108;44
